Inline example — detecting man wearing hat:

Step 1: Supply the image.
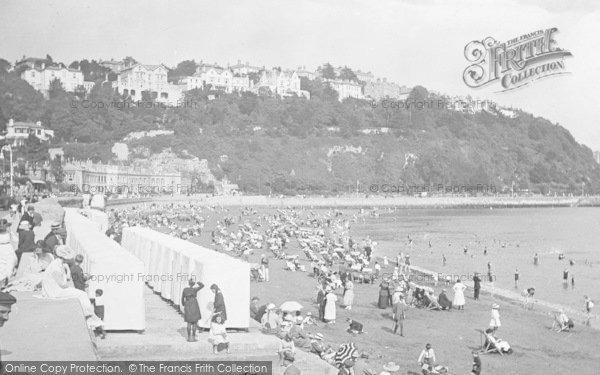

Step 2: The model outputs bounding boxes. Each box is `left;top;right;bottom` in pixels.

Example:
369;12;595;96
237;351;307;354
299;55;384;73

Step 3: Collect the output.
16;220;36;265
392;294;407;336
282;351;301;375
0;291;17;364
18;206;36;232
44;222;65;254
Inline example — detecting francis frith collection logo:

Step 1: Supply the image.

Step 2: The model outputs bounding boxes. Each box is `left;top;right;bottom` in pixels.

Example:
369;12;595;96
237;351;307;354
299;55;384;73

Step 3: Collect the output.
463;28;572;92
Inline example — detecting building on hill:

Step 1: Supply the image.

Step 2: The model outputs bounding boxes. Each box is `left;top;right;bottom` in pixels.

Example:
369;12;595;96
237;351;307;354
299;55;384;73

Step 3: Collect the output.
19;60;93;97
363;78;409;100
230;60;261;76
0;119;54;147
214;177;239;195
99;58;133;73
62;160;182;194
117;63;184;105
181;64;251;93
255;69;310;98
297;66;317;80
355;70;375;83
324;79;363;101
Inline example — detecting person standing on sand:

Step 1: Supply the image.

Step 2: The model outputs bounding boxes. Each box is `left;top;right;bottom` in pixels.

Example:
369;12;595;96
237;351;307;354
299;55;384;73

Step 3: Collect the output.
392;295;407;336
563;269;569;286
533;253;539;266
489;304;501;333
343;279;354;310
324;288;337;324
453;279;466;310
514;268;519;289
584;296;594;326
473;273;481;300
181;279;204;342
260;254;270;282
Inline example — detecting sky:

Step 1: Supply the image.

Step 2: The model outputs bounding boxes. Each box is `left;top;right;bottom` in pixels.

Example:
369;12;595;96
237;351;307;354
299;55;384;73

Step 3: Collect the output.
1;0;599;149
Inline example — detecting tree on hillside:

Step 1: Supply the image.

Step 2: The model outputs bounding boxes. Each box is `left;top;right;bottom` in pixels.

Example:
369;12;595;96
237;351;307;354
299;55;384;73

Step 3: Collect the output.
51;155;65;182
48;78;66;99
19;133;49;174
248;72;261;84
338;66;357;81
300;77;338;101
46;54;53;64
318;63;336;79
0;59;10;74
168;60;197;82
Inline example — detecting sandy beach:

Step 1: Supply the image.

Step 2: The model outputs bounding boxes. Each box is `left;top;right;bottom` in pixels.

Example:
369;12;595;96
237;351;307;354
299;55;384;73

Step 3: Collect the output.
109;202;600;375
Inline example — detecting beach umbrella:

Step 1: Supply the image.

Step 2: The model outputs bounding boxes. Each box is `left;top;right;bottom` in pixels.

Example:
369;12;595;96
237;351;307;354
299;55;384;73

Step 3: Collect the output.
280;301;303;312
334;343;357;367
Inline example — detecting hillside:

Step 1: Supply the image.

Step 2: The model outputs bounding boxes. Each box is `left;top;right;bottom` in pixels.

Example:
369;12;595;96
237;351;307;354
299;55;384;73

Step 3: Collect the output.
1;67;599;195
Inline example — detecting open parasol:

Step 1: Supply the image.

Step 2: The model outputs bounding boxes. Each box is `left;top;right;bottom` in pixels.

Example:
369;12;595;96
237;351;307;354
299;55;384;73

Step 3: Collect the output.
280;301;303;312
334;342;357;367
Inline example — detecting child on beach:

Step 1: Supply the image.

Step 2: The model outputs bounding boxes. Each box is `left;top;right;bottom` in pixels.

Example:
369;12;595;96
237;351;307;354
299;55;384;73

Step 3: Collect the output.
92;289;107;339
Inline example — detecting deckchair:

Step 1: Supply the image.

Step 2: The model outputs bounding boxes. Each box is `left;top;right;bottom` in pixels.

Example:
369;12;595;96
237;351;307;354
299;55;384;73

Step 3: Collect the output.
476;329;503;356
551;312;570;332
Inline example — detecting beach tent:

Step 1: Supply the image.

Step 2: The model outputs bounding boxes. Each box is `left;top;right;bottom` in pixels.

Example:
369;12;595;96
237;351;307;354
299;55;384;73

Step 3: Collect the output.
64;209;145;331
121;226;250;329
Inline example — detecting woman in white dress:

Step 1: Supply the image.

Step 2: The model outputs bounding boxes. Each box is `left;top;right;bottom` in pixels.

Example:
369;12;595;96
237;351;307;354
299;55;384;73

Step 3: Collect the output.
0;221;17;288
324;289;337;323
452;279;466;310
343;280;354;310
41;245;102;328
489;303;501;332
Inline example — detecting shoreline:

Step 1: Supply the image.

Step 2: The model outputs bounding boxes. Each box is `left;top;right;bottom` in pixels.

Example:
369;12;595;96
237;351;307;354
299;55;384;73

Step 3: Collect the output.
104;194;600;209
400;263;598;330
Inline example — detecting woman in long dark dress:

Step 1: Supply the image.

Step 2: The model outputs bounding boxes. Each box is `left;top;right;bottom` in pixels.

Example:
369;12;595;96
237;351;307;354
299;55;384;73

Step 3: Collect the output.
210;284;227;322
378;280;391;309
182;279;204;342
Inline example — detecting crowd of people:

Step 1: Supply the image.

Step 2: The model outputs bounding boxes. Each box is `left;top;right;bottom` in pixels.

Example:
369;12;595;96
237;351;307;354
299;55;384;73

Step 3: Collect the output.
4;200;594;374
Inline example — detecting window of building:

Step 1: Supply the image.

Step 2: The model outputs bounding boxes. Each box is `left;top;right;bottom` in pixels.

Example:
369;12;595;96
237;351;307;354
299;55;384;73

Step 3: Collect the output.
131;90;136;96
160;92;168;99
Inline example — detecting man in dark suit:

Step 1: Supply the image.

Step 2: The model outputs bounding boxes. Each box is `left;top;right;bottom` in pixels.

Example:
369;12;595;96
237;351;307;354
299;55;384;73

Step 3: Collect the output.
18;206;36;232
473;273;482;300
44;222;65;254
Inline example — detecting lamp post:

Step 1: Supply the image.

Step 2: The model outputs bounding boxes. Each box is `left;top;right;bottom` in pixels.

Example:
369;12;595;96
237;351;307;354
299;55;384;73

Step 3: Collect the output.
0;145;13;197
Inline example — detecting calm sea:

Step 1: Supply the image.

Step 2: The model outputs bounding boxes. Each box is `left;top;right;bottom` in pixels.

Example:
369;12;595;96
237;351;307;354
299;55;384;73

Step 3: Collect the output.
351;207;600;313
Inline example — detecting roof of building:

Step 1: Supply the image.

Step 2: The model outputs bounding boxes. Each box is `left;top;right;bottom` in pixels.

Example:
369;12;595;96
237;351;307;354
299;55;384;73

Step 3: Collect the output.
23;64;82;74
119;63;169;74
10;121;45;129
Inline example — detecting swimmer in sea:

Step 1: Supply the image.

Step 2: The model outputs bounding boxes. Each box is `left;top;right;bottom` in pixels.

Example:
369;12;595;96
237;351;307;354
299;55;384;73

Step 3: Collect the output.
533;253;539;266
